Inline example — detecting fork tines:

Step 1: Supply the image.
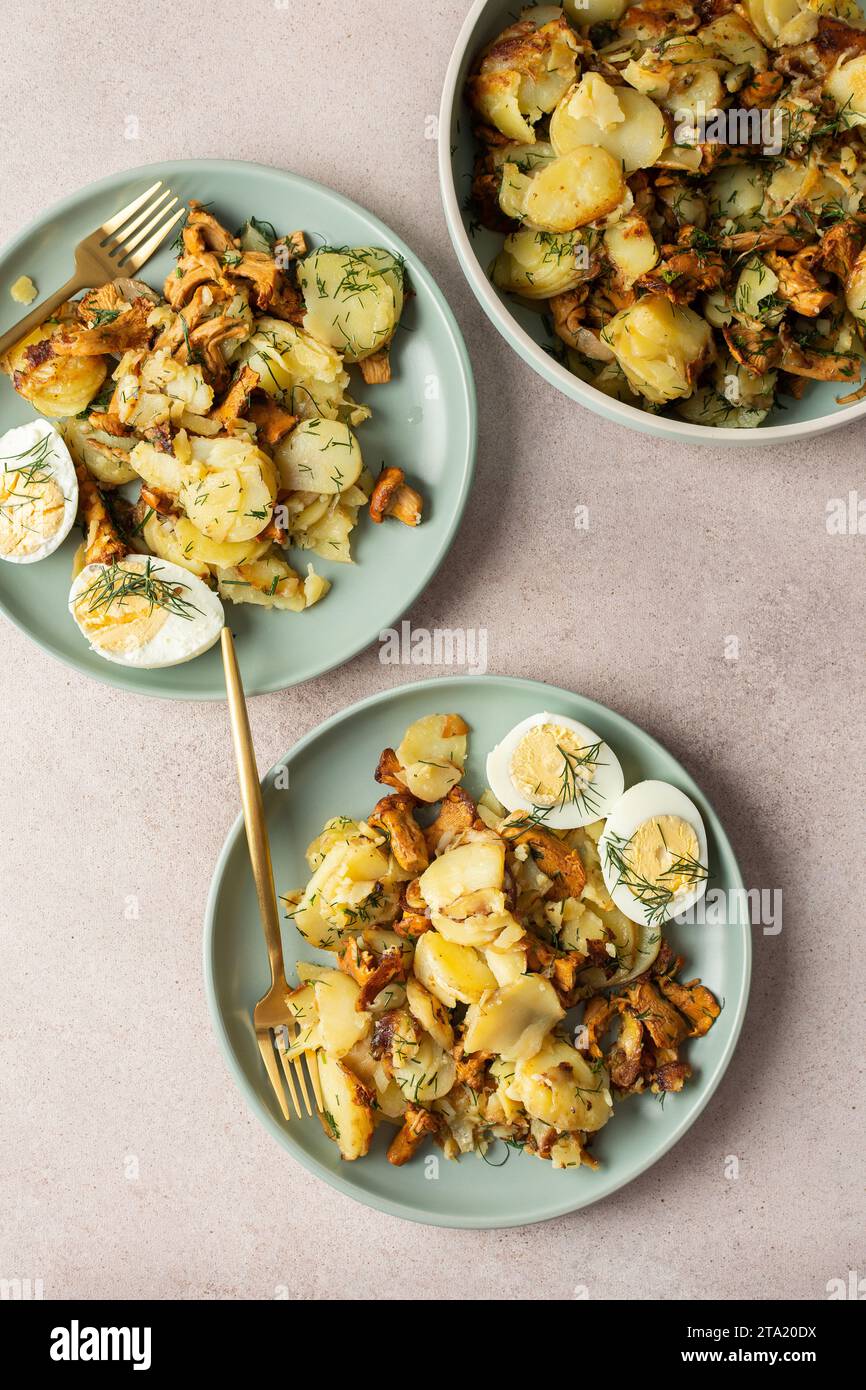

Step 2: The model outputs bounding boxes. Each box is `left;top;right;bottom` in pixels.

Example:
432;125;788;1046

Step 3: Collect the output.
278;1026;324;1120
99;180;185;274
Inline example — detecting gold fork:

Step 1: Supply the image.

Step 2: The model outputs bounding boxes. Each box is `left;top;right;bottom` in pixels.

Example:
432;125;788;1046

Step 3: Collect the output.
220;627;323;1122
0;180;186;357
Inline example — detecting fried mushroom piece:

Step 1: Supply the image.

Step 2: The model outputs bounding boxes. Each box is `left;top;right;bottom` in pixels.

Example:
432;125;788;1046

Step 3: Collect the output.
608;1008;644;1089
740;70;784;108
637;228;726;304
52;298;153;356
500;815;587;900
338;936;407;1011
779;324;860;382
580;996;616;1058
453;1043;492;1091
225;252;280;310
247;395;297;446
76;463;128;566
358;348;391;385
183;315;250;388
211;365;259;427
423;785;477;855
551;950;589;1007
393;909;432;940
723;318;782;376
387;1102;440;1166
656;974;721;1037
369;794;429;875
369;466;423;526
623;978;690;1051
184;200;239;257
764;250;835;318
375;746;408;792
819;220;863;281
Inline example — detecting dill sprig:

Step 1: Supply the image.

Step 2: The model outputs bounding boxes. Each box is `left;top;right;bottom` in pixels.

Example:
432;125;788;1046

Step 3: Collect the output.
76;558;202;621
603;829;707;925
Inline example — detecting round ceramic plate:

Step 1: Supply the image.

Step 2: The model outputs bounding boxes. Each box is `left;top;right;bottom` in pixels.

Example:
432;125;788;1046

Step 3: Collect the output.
438;0;866;446
204;675;751;1229
0;160;476;697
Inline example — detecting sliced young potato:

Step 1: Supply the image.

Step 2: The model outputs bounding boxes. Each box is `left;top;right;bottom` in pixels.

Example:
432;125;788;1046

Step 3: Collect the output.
242;317;348;401
825;52;866;126
62;418;137;487
292;500;358;564
181;436;276;543
491;226;594;299
419;841;505;912
297;248;404;362
292;838;392;948
396;713;468;802
509;1037;612;1133
173;516;270;570
405;976;454;1051
392;1033;456;1104
274;418;363;494
603;215;659;287
602;296;713;405
551;85;667;173
520;147;626;232
733;257;781;320
318;1052;376;1160
307;967;371;1057
563;0;628;22
138;511;210;580
413;931;497;1008
129;440;189;497
6;324;107;418
463;975;564;1060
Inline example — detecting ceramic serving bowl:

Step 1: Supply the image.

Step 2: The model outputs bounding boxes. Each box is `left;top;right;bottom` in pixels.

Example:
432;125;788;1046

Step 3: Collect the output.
438;0;866;447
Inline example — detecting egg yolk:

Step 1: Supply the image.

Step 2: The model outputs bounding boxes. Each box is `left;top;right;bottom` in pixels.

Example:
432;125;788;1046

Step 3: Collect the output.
624;815;700;895
72;559;171;655
509;723;596;806
0;468;66;558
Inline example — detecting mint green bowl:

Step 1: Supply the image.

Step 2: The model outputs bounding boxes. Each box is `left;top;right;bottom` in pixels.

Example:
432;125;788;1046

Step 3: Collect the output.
204;675;751;1228
0;160;476;697
438;0;866;446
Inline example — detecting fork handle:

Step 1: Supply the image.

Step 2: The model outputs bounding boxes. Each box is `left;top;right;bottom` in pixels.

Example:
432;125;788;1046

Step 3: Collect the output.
0;272;89;359
220;627;286;988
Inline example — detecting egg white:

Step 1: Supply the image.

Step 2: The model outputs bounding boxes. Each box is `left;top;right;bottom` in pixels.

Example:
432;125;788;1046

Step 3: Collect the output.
0;421;78;564
598;780;709;927
486;710;625;828
69;557;224;668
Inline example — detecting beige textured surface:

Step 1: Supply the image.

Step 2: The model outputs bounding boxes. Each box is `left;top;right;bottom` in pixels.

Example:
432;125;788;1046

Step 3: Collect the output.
0;0;864;1302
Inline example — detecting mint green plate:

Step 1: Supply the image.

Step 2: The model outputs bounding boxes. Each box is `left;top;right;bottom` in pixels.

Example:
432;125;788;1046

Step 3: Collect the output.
0;160;476;697
204;675;751;1228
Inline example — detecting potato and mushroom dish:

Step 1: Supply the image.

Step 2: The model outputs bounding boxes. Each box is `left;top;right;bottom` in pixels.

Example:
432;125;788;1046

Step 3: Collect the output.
465;0;866;426
281;711;720;1168
0;203;422;666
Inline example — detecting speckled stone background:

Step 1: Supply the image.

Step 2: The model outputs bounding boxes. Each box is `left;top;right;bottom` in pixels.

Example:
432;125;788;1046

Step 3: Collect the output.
0;0;863;1302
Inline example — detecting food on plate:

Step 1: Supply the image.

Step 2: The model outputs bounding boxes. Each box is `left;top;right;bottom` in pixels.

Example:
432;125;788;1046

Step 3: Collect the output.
10;276;38;305
0;201;424;665
0;421;78;564
465;1;866;426
599;781;709;927
485;710;625;827
69;555;224;668
281;711;721;1168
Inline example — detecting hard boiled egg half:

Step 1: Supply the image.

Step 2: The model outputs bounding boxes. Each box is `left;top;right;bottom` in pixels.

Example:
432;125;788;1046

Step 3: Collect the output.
0;421;78;564
69;555;224;668
598;781;708;927
486;711;625;828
